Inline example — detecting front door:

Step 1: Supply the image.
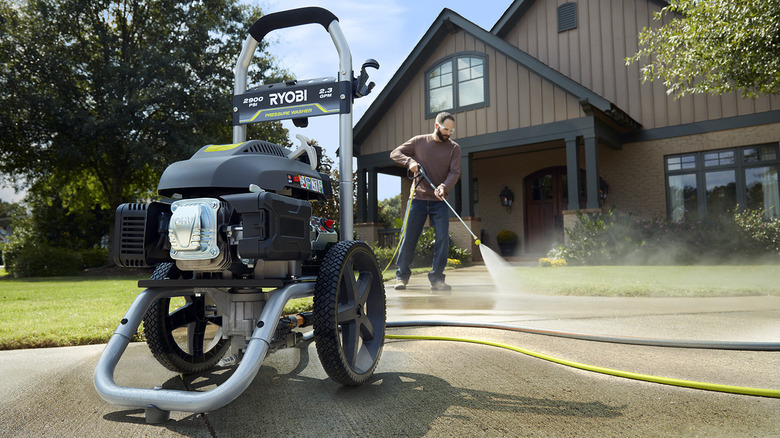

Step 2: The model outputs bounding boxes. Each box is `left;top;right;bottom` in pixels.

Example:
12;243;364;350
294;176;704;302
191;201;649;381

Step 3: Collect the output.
524;167;574;253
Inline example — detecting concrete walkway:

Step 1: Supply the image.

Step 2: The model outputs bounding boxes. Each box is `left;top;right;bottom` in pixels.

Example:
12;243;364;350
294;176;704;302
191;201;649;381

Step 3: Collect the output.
1;265;779;437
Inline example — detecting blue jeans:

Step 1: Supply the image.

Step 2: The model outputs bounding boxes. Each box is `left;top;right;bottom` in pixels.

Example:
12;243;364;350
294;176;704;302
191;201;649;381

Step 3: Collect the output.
396;199;449;285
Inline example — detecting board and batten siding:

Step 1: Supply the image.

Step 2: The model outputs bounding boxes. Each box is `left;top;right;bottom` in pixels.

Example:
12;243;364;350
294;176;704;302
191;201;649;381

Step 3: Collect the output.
358;28;585;157
503;0;780;130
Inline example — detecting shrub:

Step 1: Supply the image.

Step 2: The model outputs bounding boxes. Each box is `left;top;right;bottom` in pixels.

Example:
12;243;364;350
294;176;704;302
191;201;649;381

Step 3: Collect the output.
558;207;780;265
562;208;645;265
496;229;518;244
6;244;82;277
373;227;471;272
370;244;397;273
734;209;780;256
81;247;109;269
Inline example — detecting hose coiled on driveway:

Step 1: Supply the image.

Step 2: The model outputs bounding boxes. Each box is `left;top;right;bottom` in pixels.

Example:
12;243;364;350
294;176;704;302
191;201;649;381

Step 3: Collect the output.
377;320;780;399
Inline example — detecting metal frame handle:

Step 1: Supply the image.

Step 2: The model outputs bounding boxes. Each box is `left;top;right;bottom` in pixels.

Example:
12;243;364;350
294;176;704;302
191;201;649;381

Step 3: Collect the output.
232;7;354;240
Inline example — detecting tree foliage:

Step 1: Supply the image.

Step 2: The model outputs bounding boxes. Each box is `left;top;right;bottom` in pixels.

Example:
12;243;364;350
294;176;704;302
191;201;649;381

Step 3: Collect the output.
0;0;290;216
628;0;780;98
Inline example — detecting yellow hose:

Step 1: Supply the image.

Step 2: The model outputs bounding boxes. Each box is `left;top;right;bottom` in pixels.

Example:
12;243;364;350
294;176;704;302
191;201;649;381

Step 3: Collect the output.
381;183;416;276
385;333;780;398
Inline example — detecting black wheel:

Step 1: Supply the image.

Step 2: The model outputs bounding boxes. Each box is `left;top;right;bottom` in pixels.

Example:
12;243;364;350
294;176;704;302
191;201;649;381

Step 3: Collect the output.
143;263;230;374
313;241;386;386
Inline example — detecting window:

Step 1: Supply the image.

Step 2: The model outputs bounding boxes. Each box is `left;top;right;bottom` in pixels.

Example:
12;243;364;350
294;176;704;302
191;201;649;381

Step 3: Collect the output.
426;53;488;117
665;143;780;221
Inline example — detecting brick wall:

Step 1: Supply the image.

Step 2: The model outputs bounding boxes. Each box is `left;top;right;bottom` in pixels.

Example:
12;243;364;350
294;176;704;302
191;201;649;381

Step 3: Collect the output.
601;122;780;217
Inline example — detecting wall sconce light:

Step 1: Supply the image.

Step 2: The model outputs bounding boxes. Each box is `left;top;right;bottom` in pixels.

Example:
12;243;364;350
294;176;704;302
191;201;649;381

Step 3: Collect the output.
499;186;514;211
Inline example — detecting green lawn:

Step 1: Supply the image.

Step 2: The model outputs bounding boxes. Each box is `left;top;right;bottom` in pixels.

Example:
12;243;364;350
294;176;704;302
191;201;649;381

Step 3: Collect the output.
0;274;314;350
0;264;777;349
0;275;148;349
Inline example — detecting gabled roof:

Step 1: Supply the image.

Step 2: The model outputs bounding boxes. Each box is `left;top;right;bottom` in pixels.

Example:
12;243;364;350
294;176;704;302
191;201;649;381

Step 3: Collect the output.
354;5;637;148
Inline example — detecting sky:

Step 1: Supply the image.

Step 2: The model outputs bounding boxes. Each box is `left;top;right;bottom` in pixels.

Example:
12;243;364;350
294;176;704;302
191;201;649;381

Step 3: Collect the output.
0;1;512;204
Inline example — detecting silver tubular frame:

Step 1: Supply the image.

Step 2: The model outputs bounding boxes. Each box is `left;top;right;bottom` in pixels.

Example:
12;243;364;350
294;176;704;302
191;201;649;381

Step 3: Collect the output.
94;282;314;413
232;20;354;241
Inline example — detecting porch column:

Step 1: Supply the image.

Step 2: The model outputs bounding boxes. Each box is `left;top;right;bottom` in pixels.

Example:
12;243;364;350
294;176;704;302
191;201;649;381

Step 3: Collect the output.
356;168;367;223
459;153;472;217
584;135;600;209
565;136;580;210
367;168;378;223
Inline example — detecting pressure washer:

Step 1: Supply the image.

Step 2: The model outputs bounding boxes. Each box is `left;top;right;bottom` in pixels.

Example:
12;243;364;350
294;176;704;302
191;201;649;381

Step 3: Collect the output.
95;7;385;423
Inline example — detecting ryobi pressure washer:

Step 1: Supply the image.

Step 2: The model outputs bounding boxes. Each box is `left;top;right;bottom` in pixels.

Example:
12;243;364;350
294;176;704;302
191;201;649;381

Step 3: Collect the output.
95;7;382;423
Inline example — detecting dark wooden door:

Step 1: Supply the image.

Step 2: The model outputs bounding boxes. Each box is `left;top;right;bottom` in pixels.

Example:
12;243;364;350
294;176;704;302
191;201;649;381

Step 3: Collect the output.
525;167;567;253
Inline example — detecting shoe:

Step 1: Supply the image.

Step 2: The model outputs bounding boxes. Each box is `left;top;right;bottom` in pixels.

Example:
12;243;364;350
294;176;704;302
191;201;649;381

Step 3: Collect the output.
394;278;407;290
430;281;451;291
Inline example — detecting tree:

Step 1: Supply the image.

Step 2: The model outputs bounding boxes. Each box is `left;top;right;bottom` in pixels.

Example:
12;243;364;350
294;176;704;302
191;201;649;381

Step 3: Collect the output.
628;0;780;98
0;0;290;249
378;194;402;228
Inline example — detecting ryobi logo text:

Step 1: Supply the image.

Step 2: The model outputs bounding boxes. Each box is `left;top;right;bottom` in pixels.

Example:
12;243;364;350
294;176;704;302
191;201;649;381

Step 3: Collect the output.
270;90;308;106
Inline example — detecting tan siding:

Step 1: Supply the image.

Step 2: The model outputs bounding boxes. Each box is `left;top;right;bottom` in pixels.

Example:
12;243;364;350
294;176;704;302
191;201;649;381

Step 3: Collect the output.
496;54;509;132
518;66;532;127
612;1;628;109
500;0;777;132
587;0;604;97
554;87;567;121
485;46;497;134
578;1;592;90
545;0;558;71
535;2;548;64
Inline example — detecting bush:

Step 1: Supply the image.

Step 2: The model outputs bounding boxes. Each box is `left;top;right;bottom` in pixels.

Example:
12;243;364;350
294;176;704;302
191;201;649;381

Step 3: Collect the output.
81;247;108;269
557;207;780;265
496;229;518;244
561;208;645;265
6;244;83;277
371;227;471;273
370;244;397;273
734;209;780;256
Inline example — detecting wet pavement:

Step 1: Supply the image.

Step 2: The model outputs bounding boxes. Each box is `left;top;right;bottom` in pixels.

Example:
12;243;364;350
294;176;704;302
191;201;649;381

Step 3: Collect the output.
1;264;779;437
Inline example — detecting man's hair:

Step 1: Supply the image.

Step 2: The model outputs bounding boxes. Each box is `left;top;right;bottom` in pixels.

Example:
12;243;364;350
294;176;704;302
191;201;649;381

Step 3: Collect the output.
435;112;454;125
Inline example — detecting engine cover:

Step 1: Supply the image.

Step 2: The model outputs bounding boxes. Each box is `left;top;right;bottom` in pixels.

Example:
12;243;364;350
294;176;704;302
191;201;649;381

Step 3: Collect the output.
169;198;221;260
169;198;232;270
222;192;312;261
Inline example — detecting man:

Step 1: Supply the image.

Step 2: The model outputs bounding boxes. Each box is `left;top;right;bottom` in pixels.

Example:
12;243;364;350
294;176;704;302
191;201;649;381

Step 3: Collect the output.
390;112;461;291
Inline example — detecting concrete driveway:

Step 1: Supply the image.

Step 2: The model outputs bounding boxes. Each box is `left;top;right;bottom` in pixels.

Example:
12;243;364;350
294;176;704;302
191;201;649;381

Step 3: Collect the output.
1;265;778;437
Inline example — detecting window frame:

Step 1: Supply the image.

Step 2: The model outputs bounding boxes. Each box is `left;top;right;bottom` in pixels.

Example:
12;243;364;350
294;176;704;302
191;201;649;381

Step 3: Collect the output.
664;143;780;220
424;52;489;119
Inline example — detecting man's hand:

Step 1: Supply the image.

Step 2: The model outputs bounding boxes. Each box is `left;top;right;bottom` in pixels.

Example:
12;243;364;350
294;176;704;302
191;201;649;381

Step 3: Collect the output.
409;161;419;174
435;184;445;200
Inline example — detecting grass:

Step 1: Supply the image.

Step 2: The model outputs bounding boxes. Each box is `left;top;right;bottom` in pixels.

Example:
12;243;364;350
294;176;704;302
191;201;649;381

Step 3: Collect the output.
1;264;777;350
0;275;148;349
0;273;318;350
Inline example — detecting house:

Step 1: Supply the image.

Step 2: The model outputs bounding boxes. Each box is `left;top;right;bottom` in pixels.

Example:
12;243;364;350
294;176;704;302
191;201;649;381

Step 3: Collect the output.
352;0;780;258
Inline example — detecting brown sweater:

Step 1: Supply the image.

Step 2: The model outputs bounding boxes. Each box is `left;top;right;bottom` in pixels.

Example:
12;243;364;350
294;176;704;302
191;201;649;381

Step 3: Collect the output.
390;133;461;201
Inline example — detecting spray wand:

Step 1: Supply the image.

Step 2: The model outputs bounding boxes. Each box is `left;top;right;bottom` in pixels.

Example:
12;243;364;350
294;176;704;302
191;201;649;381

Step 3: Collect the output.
416;164;481;246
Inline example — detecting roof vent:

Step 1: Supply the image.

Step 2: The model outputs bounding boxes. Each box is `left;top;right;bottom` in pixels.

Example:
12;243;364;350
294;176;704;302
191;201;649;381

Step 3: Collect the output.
558;2;577;33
